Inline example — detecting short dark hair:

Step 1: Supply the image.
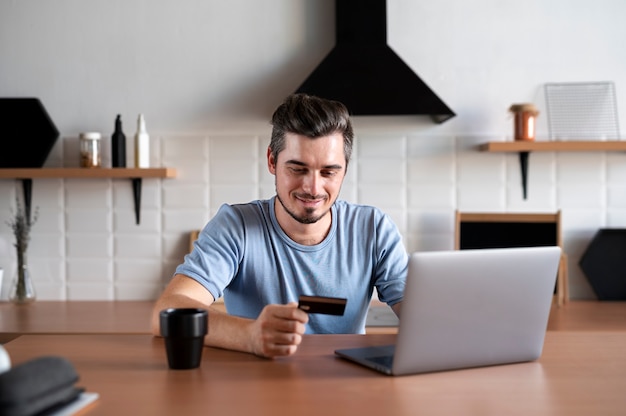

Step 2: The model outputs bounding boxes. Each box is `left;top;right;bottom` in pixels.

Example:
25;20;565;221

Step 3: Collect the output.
269;93;354;166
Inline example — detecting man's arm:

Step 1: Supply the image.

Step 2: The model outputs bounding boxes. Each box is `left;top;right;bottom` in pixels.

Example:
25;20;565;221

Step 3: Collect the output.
391;302;402;319
151;274;309;358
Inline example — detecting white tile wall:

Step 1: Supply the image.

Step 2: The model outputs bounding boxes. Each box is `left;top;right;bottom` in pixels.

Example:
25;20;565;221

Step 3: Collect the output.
1;132;624;301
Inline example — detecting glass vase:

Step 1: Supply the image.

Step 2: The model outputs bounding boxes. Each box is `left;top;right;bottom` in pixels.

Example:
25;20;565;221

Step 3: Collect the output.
9;250;36;304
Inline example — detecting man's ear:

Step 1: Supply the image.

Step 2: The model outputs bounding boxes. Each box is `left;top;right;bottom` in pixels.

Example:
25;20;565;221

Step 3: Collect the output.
267;147;277;175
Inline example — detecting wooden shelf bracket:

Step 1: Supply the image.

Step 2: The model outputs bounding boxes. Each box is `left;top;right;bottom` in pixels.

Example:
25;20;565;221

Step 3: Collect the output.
21;178;33;224
132;178;142;225
519;151;529;200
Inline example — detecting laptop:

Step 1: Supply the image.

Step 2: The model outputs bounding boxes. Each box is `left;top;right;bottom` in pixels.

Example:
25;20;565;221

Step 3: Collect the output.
335;246;561;376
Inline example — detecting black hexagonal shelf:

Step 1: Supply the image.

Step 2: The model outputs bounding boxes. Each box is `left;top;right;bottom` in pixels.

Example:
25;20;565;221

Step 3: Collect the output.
579;229;626;300
0;98;59;168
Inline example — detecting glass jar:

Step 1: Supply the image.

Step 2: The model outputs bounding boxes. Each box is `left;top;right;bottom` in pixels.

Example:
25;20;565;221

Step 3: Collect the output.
79;132;102;168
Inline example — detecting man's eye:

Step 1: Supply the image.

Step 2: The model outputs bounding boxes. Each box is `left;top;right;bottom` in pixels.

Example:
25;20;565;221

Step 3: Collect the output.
290;168;307;174
322;170;337;177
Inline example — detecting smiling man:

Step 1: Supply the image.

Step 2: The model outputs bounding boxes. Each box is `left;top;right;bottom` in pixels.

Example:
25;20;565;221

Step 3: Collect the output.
151;93;408;358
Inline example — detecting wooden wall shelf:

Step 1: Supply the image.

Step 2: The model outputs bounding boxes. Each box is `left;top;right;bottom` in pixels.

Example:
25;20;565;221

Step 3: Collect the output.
480;140;626;152
0;167;177;224
0;167;176;179
480;141;626;199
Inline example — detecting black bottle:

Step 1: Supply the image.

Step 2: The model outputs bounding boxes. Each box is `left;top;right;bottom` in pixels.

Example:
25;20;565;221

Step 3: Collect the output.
111;114;126;167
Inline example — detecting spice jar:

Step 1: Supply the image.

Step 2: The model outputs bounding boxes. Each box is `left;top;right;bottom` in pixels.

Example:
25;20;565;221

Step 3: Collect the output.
79;132;102;168
509;104;539;141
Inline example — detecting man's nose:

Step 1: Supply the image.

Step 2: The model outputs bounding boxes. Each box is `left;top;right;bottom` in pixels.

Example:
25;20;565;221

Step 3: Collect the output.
302;172;321;196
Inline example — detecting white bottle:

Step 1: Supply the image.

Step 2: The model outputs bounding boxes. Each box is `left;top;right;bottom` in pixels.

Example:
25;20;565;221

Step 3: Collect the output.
134;113;150;168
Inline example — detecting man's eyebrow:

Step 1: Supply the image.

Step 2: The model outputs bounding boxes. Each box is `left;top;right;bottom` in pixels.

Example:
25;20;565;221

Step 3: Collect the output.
285;159;343;170
323;164;344;170
285;159;306;166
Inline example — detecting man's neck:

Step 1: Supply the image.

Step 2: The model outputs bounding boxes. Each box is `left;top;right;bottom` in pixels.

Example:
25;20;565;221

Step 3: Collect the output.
275;206;332;246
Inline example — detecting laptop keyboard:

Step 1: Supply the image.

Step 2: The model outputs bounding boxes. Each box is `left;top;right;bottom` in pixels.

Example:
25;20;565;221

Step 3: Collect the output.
367;354;394;368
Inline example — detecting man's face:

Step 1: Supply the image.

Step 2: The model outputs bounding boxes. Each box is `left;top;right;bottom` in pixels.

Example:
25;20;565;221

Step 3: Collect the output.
268;132;346;225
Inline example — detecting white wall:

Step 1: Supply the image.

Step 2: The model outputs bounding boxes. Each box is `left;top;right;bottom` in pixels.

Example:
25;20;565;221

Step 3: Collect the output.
1;0;625;300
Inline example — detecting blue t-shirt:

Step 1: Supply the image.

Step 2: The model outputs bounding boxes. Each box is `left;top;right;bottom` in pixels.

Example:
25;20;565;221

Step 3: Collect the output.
176;197;408;334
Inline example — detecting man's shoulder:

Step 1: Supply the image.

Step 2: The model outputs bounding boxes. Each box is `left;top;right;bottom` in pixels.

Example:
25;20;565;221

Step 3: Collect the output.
219;199;269;213
333;200;395;230
334;199;384;216
217;199;272;223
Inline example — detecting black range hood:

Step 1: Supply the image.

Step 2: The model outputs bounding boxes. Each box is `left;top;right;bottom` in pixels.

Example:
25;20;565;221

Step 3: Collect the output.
296;0;455;123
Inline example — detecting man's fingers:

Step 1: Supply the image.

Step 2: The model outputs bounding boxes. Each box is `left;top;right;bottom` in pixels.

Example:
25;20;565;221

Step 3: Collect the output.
262;343;299;358
272;302;309;323
254;303;309;358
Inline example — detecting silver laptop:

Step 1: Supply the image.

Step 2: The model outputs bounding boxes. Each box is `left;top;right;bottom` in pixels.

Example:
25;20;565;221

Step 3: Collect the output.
335;246;561;376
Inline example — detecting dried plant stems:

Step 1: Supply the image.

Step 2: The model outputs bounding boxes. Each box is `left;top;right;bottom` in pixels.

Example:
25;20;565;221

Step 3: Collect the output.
5;196;38;302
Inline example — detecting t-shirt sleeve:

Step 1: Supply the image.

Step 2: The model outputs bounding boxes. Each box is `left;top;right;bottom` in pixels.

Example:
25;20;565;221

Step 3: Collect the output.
372;212;408;306
175;204;245;301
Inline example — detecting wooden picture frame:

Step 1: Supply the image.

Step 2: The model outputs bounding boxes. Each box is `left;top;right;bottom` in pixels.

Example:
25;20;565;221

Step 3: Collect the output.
455;211;568;306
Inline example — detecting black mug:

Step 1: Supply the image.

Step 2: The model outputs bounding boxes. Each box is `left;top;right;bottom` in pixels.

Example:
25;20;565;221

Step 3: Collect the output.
159;308;208;370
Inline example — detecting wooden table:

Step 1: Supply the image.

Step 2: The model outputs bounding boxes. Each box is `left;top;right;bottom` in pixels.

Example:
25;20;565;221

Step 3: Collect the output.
4;331;626;416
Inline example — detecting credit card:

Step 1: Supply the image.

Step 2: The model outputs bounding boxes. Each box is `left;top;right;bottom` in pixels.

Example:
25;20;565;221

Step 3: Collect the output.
298;295;347;316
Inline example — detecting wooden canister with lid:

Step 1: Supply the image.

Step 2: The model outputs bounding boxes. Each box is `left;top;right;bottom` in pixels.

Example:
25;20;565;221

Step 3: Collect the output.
509;103;539;141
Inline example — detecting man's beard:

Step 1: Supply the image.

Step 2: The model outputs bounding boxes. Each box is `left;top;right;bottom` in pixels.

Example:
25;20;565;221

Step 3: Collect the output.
276;193;328;224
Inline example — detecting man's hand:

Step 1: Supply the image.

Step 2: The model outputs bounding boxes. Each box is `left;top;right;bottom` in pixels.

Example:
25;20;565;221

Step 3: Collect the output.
152;276;310;358
249;302;309;358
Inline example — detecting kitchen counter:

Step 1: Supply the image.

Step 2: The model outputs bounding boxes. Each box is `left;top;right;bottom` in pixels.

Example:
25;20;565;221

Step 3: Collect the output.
0;301;155;343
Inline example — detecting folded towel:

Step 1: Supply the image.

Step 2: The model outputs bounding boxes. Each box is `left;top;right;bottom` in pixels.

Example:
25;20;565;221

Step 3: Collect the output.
0;356;83;416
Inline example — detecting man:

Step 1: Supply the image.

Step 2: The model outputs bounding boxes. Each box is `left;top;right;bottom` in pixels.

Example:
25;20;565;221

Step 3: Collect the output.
151;93;408;358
